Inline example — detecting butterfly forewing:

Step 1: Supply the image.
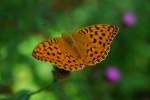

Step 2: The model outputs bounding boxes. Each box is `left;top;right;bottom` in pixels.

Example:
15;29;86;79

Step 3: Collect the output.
72;24;119;65
32;38;84;71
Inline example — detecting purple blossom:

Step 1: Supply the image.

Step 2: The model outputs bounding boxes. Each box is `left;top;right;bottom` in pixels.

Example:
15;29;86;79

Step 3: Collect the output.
105;66;121;81
122;11;136;27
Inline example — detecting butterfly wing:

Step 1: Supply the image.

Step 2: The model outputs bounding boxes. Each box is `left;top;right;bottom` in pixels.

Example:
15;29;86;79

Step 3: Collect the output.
32;37;84;71
72;24;119;65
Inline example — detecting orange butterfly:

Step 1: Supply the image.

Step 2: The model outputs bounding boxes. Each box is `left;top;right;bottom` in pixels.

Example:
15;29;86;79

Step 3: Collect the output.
32;24;119;71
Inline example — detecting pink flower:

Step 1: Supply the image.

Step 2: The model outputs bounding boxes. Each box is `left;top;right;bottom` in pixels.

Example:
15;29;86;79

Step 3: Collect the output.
122;11;136;27
105;66;121;81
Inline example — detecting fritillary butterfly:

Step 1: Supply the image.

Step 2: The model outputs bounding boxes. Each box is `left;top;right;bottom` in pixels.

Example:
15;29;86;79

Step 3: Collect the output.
32;24;119;71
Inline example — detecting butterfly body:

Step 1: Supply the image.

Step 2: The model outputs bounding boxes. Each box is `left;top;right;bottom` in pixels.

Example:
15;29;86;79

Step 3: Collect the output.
32;24;119;71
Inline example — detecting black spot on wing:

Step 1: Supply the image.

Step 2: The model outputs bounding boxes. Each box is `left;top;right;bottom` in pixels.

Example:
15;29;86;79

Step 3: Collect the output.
47;52;50;55
84;28;88;33
99;36;102;40
93;38;97;43
88;26;93;32
99;41;102;45
95;31;98;35
95;25;100;30
48;47;53;50
80;30;86;34
90;34;93;38
102;33;105;36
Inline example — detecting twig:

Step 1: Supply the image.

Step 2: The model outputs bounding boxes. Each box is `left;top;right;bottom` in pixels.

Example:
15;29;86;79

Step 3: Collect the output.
29;79;57;97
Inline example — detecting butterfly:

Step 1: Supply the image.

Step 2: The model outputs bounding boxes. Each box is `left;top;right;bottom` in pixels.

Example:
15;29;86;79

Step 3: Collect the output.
32;24;119;71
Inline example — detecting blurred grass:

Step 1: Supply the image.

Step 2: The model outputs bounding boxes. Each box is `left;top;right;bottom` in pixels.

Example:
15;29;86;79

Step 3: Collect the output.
0;0;150;100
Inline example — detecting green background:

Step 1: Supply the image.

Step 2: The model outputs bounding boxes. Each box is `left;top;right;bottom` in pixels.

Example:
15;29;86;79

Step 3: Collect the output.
0;0;150;100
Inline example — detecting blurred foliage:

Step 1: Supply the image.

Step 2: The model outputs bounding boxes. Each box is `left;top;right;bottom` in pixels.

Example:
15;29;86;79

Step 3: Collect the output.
0;0;150;100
